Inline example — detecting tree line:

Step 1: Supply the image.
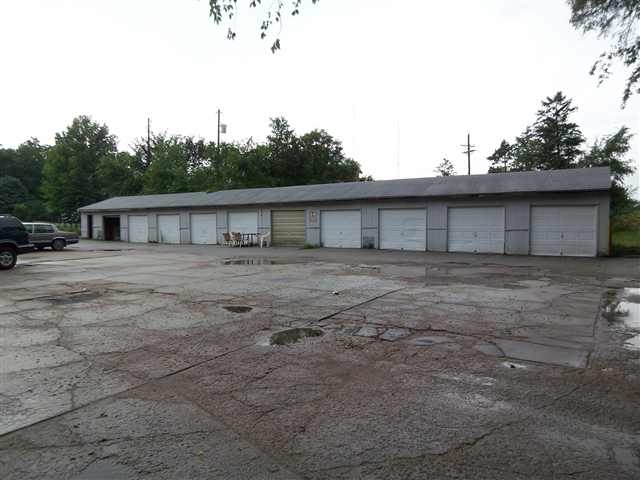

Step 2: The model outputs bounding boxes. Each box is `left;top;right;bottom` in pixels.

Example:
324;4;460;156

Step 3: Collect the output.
0;117;366;222
434;91;636;215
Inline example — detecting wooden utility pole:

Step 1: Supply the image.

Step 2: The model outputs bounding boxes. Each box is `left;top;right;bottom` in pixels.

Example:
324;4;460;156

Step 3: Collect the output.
145;117;152;165
217;109;221;151
460;133;476;175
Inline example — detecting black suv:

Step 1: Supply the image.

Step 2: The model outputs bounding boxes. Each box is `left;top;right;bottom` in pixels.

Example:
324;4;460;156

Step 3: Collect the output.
0;214;34;270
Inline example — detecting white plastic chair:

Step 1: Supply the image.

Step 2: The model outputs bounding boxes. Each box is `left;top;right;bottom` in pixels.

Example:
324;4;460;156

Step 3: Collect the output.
259;231;271;248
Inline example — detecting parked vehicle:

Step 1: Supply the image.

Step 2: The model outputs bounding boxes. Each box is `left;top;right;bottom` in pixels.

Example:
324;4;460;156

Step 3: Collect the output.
0;214;34;270
22;222;79;251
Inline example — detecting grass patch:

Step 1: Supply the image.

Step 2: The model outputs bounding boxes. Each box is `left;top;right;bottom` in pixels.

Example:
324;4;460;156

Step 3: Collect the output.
303;243;319;249
612;229;640;256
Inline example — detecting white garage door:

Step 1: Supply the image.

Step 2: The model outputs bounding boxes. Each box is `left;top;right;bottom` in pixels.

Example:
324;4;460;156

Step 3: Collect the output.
228;211;258;234
191;213;217;244
128;215;148;243
158;215;180;244
530;206;597;257
379;209;427;251
448;207;505;254
321;210;361;248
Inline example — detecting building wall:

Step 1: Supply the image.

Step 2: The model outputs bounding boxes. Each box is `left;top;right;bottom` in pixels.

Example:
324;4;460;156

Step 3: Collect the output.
79;190;610;255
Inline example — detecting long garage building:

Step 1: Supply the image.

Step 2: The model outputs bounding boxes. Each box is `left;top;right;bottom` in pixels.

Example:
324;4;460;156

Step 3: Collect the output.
78;167;611;257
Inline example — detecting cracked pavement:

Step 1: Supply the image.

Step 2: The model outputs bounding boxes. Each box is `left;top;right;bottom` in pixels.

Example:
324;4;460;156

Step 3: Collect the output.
0;241;639;479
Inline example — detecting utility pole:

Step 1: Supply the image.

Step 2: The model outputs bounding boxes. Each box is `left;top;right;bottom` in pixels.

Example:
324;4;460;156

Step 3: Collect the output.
145;117;152;166
460;132;476;175
217;109;221;150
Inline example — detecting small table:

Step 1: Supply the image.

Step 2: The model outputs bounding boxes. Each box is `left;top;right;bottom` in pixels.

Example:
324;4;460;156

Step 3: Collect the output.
240;233;258;247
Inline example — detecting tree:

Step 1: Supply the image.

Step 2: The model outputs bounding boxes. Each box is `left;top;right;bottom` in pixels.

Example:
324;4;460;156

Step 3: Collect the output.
579;126;637;213
142;135;193;194
434;158;456;176
0;139;48;199
298;129;361;184
569;0;640;106
0;176;28;214
266;117;302;186
530;92;585;170
208;0;319;52
96;152;144;198
487;140;514;173
42;116;116;221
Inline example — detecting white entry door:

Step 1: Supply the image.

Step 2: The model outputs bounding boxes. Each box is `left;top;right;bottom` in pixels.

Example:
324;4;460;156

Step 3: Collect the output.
228;211;258;234
128;215;148;243
530;206;597;257
158;215;180;244
379;209;427;251
191;213;217;244
321;210;361;248
448;207;505;254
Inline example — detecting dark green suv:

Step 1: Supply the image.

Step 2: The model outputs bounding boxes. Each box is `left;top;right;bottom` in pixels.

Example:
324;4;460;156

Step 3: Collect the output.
0;214;34;270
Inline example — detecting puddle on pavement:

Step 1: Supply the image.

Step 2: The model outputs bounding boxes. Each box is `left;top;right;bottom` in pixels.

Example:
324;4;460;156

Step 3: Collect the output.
72;459;136;480
223;305;253;313
223;258;278;265
603;288;640;351
46;290;102;305
501;361;528;369
270;327;324;346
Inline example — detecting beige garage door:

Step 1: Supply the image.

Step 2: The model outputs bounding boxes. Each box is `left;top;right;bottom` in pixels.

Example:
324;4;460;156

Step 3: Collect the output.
272;210;305;247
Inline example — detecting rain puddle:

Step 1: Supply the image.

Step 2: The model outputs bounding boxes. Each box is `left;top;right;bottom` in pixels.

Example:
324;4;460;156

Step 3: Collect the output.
46;290;102;305
270;327;324;346
223;258;276;265
223;305;253;313
603;288;640;351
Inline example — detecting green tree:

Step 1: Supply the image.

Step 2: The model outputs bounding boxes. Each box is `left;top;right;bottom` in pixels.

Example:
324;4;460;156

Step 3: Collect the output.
579;126;637;213
266;117;302;186
142;135;192;194
487;140;514;173
42;116;116;221
298;129;361;184
208;0;319;52
0;176;28;214
530;92;585;170
434;158;456;176
0;139;48;199
97;152;144;197
569;0;640;106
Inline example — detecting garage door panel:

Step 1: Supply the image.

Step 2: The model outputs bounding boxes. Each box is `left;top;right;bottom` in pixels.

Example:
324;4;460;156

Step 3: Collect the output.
158;215;180;244
272;210;305;247
530;206;596;257
448;207;505;254
128;216;148;243
191;214;217;244
379;209;426;251
321;210;361;248
229;212;258;234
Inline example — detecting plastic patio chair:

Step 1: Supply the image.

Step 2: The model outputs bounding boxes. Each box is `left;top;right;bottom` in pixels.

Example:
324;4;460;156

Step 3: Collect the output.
259;231;271;248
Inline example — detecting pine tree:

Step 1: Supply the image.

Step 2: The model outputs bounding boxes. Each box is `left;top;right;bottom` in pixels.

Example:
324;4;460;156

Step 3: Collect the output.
434;158;456;176
531;92;584;170
487;140;514;173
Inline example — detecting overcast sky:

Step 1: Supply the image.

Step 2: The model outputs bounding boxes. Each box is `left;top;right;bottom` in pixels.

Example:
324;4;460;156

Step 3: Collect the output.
1;0;638;193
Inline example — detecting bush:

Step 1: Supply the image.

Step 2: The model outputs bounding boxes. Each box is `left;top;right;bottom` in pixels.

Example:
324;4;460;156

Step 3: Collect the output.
55;223;80;234
611;210;640;232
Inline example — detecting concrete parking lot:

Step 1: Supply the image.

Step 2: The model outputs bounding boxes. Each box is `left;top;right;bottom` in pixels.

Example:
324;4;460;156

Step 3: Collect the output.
1;241;639;479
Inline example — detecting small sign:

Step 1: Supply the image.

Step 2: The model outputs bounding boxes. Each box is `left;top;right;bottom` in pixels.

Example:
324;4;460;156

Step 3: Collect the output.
309;210;317;224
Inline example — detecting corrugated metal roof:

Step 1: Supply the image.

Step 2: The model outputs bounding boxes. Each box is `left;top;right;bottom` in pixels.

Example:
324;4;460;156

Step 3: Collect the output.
79;167;611;212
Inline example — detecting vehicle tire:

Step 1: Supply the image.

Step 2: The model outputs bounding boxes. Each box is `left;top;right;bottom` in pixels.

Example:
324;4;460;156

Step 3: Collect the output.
51;239;66;251
0;246;17;270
